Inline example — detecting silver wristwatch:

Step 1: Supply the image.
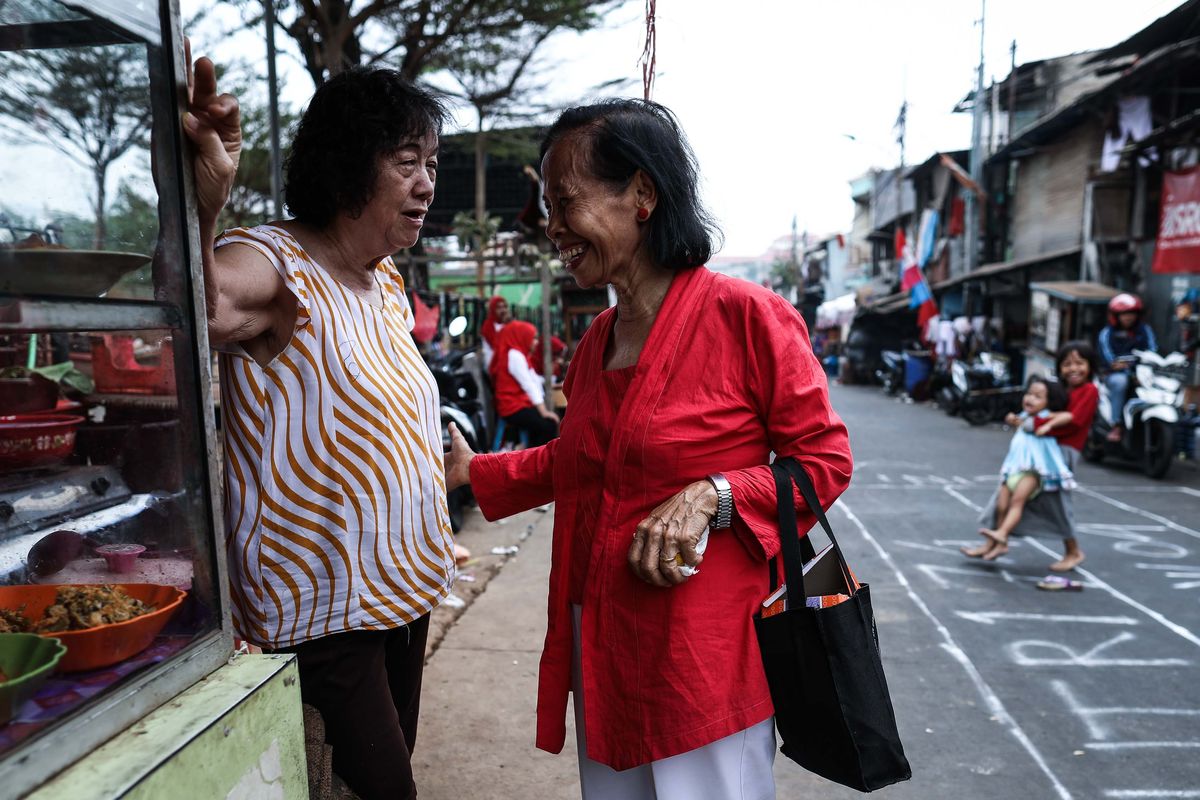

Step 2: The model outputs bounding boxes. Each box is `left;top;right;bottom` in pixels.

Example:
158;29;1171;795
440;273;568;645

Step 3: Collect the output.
707;473;734;529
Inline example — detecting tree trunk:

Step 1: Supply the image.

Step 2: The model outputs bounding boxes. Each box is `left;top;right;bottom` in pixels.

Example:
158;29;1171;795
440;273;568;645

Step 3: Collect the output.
474;116;488;297
93;164;107;250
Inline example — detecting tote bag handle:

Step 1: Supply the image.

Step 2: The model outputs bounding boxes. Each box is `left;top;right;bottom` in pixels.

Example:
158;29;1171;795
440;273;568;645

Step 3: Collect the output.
770;456;855;611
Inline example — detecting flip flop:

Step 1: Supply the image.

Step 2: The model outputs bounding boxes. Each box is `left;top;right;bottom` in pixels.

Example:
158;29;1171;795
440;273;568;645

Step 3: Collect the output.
1036;575;1083;591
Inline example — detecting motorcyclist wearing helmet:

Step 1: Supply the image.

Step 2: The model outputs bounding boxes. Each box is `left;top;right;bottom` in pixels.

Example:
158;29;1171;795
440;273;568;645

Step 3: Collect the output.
1098;293;1158;441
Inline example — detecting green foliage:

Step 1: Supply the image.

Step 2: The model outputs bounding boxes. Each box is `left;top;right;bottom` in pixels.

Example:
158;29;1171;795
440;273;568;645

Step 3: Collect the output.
0;44;152;249
233;0;616;87
452;211;502;253
0;363;95;395
770;258;801;293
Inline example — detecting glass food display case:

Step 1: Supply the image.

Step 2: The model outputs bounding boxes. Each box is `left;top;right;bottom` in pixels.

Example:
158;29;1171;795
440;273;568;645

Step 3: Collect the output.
0;1;232;794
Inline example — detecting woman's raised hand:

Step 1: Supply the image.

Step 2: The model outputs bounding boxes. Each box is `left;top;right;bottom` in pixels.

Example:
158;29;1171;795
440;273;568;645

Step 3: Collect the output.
444;422;476;492
627;481;717;587
182;38;241;227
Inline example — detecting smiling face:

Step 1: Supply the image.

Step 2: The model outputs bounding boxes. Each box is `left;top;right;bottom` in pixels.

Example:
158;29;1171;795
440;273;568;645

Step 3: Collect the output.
357;131;439;253
1022;381;1049;415
540;135;654;289
1058;351;1091;388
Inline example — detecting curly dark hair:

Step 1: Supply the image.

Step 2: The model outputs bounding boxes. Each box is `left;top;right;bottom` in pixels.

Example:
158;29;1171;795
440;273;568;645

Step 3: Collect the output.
539;99;721;269
284;67;448;228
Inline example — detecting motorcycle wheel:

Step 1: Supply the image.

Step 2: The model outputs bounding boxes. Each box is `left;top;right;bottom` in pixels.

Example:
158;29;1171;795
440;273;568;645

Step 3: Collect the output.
1143;419;1175;480
447;486;468;533
963;403;991;426
1082;437;1106;463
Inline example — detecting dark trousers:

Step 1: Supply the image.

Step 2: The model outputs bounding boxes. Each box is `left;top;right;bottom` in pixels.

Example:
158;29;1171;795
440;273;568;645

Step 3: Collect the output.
271;616;431;800
505;406;558;447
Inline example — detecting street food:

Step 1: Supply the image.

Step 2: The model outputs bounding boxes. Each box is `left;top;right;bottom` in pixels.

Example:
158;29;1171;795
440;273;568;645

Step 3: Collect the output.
0;585;156;633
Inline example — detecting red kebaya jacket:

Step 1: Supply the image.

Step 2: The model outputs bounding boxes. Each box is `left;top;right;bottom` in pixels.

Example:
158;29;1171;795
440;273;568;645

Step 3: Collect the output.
470;266;853;770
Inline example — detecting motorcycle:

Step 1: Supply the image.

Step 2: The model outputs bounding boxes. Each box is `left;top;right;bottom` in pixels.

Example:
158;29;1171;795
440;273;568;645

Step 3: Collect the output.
429;316;493;532
1085;349;1189;479
876;350;905;396
941;352;1023;426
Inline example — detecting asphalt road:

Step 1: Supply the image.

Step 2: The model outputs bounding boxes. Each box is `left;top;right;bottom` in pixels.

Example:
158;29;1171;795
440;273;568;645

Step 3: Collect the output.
815;384;1200;800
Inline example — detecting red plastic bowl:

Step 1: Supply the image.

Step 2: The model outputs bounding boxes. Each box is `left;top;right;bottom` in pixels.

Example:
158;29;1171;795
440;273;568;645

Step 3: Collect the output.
0;584;186;672
0;413;84;470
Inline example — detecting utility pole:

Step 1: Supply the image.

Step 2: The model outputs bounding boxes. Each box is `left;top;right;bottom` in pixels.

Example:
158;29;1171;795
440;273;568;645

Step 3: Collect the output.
264;0;284;219
895;100;908;169
965;0;986;274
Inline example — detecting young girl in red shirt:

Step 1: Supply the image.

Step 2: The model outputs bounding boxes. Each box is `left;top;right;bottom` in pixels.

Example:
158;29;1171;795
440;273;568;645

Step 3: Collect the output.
964;341;1099;572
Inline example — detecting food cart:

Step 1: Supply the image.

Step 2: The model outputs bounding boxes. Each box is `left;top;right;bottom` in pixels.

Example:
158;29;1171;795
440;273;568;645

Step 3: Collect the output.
0;2;304;796
1025;281;1119;380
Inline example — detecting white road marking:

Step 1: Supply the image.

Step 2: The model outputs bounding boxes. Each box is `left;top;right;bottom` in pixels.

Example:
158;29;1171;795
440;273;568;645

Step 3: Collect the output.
944;486;983;511
955;611;1137;626
1007;632;1188;667
938;487;1200;649
1022;538;1200;650
1086;742;1200;750
836;501;1073;800
915;563;1020;589
1179;487;1200;500
1076;487;1200;542
1051;680;1200;741
893;540;955;555
1105;791;1200;798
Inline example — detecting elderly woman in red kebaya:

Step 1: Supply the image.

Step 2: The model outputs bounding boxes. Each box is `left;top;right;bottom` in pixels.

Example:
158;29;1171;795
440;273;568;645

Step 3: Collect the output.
445;99;852;800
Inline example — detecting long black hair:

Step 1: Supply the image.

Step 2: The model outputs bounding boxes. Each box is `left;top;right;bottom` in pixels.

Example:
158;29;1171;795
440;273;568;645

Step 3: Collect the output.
539;99;720;269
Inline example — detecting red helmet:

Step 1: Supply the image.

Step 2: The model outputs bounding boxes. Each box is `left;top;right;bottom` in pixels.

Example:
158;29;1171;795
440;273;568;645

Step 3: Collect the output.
1107;293;1143;326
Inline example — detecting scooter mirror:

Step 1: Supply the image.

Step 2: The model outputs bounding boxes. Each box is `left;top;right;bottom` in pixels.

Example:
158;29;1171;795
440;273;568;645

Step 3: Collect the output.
448;316;469;337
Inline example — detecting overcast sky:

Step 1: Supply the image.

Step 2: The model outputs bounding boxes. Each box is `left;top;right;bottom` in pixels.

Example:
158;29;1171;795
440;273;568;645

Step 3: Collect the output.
201;0;1181;257
4;1;1182;257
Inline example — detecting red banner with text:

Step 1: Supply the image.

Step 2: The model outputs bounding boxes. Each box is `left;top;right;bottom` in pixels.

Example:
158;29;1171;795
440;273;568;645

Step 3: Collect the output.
1153;167;1200;274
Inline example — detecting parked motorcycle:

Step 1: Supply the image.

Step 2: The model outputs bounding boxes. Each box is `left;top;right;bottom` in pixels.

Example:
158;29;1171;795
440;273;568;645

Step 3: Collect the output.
940;352;1022;426
1085;349;1189;479
876;350;905;396
429;317;492;531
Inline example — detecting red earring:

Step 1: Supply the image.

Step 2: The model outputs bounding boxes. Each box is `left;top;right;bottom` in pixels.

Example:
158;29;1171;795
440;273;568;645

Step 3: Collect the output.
636;207;650;221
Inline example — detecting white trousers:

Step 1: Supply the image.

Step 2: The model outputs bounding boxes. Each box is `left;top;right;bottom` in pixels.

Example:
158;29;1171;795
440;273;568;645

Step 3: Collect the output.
571;606;777;800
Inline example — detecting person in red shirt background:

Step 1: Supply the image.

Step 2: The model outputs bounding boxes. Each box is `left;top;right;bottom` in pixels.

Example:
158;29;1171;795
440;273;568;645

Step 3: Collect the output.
964;340;1098;573
492;320;560;447
480;295;512;372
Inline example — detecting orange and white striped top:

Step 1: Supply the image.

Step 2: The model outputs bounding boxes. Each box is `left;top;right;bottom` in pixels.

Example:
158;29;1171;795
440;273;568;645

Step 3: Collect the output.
216;225;455;648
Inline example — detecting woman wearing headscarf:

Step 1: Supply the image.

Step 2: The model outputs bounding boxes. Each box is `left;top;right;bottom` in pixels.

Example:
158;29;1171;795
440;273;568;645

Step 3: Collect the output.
493;320;559;447
444;99;851;799
480;295;512;371
532;334;568;380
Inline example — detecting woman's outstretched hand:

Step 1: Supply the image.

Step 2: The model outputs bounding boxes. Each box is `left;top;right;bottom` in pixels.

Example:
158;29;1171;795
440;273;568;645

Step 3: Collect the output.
444;422;476;492
182;39;241;228
627;481;717;587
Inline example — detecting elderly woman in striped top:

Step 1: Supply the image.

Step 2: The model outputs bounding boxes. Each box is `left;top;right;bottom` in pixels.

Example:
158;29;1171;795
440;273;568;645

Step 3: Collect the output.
185;53;455;800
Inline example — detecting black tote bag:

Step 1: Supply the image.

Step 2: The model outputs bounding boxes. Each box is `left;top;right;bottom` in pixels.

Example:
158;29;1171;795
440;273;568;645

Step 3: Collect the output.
753;457;911;792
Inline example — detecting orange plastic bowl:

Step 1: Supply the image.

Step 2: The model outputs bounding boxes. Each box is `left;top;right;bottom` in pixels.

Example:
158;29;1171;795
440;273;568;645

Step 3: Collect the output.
0;584;186;672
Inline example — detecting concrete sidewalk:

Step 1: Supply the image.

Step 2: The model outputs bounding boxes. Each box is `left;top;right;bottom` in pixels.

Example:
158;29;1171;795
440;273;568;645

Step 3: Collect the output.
412;505;579;799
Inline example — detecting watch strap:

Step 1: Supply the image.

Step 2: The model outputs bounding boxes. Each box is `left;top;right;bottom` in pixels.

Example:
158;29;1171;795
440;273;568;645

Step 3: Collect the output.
707;473;734;529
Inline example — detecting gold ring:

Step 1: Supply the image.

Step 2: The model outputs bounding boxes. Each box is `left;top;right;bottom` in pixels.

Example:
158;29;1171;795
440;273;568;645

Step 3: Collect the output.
660;553;682;564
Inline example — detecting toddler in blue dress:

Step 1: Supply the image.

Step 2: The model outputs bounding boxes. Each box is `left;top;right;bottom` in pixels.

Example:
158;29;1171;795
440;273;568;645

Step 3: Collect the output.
977;376;1074;559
